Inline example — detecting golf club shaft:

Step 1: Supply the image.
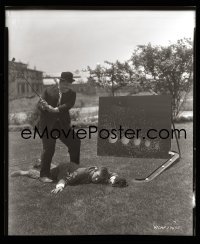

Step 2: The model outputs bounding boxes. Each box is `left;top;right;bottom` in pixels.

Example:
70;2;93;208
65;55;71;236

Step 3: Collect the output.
24;76;42;99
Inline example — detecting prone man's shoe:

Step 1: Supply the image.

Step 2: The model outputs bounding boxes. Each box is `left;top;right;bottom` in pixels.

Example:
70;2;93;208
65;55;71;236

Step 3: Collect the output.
39;177;53;183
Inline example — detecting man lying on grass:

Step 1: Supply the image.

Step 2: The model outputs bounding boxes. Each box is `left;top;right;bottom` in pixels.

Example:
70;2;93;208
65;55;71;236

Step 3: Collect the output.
11;161;128;193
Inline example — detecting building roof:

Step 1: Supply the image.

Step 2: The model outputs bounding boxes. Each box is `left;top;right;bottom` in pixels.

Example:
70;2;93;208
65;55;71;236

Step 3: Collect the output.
9;60;43;73
43;71;90;83
43;72;62;78
43;78;57;85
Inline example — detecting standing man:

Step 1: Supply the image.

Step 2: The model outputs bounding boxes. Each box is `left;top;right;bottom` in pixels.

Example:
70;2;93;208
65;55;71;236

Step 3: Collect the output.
37;72;81;182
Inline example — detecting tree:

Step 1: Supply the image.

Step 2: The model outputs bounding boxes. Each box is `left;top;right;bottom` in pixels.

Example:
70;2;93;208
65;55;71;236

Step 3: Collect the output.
74;69;80;75
87;60;135;96
130;38;193;119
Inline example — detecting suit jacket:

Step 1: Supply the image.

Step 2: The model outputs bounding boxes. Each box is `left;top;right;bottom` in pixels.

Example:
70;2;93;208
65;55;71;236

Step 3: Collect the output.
50;162;118;185
37;85;76;131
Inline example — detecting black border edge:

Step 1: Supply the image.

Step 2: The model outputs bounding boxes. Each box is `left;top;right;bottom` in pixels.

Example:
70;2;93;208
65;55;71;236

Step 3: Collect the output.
2;2;8;236
4;5;197;11
2;1;198;239
193;26;196;237
4;28;8;236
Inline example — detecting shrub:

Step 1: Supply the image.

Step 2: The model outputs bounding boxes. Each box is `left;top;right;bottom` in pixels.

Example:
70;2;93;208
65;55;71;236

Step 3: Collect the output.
173;116;193;123
9;113;28;125
70;108;81;121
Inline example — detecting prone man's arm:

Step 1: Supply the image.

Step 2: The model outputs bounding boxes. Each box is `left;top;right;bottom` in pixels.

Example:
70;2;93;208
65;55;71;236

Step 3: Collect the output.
51;179;66;194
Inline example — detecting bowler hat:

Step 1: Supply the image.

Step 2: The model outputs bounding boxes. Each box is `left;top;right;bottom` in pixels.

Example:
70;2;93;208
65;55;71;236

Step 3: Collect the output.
60;72;75;83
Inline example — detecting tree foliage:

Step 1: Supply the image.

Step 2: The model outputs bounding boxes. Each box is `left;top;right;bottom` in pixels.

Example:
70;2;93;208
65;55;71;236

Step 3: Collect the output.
130;38;193;118
86;38;193;118
87;60;136;96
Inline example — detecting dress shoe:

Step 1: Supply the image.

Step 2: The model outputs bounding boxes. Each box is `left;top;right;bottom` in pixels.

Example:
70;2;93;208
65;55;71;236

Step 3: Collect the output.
39;177;53;183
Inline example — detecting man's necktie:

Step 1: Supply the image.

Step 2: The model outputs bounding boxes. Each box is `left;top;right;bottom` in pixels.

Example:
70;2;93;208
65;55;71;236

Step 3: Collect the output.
57;90;62;106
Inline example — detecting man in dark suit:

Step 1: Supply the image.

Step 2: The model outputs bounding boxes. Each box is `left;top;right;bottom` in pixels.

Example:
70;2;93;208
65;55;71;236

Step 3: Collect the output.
37;72;81;183
11;161;128;192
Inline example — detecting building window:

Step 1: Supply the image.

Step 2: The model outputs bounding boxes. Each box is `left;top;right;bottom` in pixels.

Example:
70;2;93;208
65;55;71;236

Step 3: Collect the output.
35;84;38;92
21;83;25;94
10;72;15;82
18;84;20;94
32;83;39;93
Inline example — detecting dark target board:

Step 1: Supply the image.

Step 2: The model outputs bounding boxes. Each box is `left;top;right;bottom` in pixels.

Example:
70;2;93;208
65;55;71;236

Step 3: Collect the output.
97;95;172;159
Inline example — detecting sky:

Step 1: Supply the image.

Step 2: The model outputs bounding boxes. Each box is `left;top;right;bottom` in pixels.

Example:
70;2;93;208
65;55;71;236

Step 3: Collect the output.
6;10;195;74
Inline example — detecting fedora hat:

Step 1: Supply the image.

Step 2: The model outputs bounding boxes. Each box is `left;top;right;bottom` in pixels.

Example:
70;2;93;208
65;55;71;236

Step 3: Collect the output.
60;72;75;83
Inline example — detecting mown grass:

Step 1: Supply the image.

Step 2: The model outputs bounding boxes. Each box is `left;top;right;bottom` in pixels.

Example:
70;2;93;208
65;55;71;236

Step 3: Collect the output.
8;122;193;235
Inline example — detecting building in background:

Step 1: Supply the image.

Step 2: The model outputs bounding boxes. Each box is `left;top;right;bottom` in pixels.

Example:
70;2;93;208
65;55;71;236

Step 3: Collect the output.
43;72;92;93
9;60;43;99
9;63;141;100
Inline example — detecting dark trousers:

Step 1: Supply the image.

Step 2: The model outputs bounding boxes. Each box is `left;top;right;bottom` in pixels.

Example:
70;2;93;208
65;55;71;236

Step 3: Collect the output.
48;162;79;181
40;123;81;177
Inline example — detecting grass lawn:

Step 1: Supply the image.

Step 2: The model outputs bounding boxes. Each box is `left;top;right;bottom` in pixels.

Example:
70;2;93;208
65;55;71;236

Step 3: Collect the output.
8;122;193;235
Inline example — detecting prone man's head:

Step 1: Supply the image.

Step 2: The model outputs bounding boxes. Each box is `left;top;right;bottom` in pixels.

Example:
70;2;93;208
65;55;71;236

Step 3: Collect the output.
91;167;110;184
